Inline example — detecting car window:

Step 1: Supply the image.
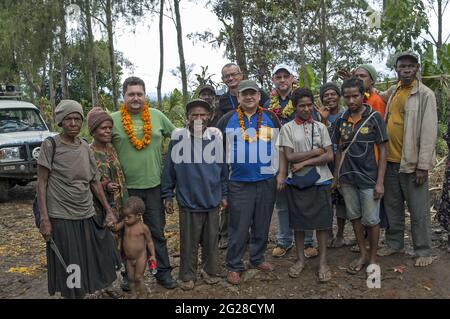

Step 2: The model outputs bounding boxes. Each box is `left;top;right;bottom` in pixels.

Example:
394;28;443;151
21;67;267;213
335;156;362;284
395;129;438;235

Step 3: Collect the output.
0;108;47;133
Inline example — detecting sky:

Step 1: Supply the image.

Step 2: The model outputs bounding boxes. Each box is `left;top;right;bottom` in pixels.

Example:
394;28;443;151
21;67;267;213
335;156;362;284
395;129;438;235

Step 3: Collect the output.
114;0;229;97
110;0;450;97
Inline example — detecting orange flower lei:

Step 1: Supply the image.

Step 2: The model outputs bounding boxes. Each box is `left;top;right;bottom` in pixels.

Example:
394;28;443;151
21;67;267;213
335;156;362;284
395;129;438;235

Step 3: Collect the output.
237;106;263;143
120;104;152;150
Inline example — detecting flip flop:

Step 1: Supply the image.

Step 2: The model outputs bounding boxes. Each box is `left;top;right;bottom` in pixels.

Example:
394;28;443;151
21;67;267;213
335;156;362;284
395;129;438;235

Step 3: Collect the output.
329;237;345;248
346;260;366;275
317;267;332;283
288;263;304;278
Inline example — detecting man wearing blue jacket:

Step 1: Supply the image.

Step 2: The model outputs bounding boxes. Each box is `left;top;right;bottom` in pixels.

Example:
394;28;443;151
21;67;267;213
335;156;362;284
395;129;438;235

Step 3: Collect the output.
162;99;228;290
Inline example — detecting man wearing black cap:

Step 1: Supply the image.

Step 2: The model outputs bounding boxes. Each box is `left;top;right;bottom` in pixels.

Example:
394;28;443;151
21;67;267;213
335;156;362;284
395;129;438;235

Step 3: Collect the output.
161;99;228;290
378;51;437;267
198;84;220;127
216;80;281;285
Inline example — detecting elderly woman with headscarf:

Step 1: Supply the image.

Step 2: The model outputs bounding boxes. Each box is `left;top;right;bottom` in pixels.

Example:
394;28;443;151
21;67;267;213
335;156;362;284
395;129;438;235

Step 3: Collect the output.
87;107;128;224
87;107;129;292
37;100;120;299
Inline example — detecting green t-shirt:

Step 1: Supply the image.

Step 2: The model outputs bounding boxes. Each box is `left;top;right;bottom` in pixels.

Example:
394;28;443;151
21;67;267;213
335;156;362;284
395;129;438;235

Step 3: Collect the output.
111;108;176;189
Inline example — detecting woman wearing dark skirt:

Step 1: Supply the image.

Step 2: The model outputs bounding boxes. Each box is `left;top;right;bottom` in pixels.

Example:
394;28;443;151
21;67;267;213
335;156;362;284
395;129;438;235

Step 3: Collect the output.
37;100;120;299
278;88;334;283
437;121;450;252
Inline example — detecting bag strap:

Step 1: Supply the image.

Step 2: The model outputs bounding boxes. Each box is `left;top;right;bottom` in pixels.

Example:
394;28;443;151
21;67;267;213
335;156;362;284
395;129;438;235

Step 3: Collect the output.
337;111;377;177
45;136;56;168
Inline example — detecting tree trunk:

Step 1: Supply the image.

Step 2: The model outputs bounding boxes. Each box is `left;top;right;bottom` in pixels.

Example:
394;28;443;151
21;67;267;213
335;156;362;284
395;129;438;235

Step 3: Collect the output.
58;0;69;99
157;0;165;109
295;1;309;88
105;0;118;110
84;0;98;107
174;0;188;105
320;0;328;84
232;0;248;77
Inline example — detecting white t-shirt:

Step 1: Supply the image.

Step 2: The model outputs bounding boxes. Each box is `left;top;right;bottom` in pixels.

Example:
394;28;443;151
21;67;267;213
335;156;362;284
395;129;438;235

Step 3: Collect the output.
278;120;333;183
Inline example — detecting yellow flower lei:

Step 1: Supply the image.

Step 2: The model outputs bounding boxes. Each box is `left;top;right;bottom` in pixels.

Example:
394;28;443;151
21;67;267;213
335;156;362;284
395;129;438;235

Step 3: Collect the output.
268;83;298;119
237;106;263;143
120;103;152;150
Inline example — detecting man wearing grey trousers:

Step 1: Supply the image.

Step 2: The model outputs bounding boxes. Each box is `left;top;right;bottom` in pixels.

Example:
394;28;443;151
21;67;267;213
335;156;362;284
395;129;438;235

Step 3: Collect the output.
162;99;228;290
378;52;437;267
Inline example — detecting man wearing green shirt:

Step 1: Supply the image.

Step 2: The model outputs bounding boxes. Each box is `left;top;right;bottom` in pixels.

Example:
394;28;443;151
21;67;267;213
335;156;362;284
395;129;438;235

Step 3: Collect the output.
112;76;177;289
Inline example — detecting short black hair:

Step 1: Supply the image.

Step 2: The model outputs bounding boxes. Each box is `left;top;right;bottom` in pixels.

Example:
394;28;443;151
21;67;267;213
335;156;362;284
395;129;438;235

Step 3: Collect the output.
291;88;314;107
341;77;365;96
124;196;145;215
122;76;146;96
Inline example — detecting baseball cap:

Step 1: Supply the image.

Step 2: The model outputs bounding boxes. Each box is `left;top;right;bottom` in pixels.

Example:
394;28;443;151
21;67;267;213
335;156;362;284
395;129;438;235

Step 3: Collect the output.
198;84;217;96
272;63;294;76
237;80;259;93
395;51;419;65
185;99;211;113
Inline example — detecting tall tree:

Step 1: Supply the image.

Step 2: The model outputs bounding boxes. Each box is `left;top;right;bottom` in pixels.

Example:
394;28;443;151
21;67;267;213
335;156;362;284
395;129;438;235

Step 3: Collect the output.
81;0;98;106
172;0;188;104
319;0;328;84
157;0;165;108
58;0;70;99
103;0;119;110
232;0;248;77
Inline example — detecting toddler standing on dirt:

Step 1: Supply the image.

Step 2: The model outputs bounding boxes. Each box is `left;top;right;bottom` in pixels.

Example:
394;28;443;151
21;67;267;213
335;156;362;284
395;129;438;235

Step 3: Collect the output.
113;196;156;298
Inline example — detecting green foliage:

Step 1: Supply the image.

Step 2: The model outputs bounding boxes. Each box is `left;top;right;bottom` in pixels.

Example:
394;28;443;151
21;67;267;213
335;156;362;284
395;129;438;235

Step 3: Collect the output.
436;121;448;157
298;65;318;92
378;0;429;52
67;40;126;106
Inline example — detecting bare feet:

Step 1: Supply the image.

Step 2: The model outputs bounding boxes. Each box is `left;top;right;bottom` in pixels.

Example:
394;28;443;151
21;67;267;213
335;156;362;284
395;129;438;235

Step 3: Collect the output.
414;256;434;267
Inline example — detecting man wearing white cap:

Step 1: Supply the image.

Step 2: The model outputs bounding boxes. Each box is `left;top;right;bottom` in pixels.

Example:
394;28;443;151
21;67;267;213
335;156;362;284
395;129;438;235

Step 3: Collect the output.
270;64;318;259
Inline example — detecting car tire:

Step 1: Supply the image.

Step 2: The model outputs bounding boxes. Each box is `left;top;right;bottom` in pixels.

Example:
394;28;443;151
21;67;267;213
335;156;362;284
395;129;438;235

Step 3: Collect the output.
0;179;9;202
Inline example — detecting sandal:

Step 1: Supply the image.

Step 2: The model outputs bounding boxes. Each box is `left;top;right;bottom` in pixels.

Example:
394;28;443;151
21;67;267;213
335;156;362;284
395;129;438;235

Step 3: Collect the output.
317;267;332;283
288;263;304;278
346;259;366;275
329;237;345;248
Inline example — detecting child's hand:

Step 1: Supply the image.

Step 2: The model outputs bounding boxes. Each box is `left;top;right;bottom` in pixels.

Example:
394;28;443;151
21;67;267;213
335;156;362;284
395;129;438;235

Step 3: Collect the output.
147;256;157;275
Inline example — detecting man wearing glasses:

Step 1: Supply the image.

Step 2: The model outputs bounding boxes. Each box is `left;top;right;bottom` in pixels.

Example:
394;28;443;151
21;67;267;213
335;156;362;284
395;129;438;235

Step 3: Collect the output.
218;63;270;118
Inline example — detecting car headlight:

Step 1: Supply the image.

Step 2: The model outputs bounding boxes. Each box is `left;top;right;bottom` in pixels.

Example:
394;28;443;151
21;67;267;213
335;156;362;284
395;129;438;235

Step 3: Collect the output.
0;147;23;162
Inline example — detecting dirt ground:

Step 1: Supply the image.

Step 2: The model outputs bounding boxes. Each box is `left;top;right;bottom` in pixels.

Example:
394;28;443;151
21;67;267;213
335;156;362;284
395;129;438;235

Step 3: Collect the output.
1;165;449;299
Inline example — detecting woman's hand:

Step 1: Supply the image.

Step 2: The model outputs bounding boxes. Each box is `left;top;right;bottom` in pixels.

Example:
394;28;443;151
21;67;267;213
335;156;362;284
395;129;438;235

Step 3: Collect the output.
106;182;120;193
105;208;117;228
291;162;305;173
39;217;52;241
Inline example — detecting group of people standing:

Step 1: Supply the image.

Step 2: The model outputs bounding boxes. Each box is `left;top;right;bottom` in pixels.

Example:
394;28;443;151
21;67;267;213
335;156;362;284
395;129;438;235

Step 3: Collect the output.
36;50;447;298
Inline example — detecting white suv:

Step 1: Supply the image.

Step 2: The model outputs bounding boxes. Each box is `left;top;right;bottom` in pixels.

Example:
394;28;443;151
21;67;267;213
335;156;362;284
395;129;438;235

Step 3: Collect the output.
0;99;56;201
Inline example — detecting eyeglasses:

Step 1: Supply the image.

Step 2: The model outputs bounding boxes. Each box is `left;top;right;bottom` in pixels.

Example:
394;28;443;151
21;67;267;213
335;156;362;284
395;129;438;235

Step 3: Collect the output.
222;72;241;80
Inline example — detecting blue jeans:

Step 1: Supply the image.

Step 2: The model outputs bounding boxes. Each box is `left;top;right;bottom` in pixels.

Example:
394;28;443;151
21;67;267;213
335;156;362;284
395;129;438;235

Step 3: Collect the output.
276;189;314;248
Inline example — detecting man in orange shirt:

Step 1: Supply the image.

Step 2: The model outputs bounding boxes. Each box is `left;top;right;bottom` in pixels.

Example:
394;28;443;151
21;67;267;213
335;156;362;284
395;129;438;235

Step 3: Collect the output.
355;64;385;118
